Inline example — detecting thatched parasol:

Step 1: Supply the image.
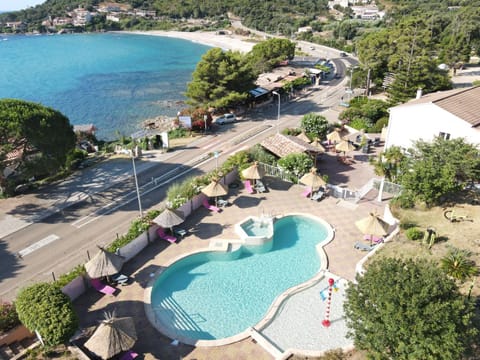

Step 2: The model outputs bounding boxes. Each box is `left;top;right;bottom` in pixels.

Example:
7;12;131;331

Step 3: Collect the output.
84;312;137;359
335;140;355;157
326;130;344;143
153;208;184;233
85;247;125;279
241;162;265;184
201;179;228;206
296;132;311;143
310;139;326;153
355;213;390;244
299;168;326;198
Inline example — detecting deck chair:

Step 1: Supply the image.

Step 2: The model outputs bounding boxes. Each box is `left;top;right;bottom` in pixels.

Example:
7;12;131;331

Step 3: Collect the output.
91;278;117;296
217;198;229;207
120;350;138;360
202;198;221;213
354;241;376;252
311;189;325;201
244;180;254;194
363;234;384;244
302;187;312;197
255;180;266;193
110;273;129;286
156;227;177;243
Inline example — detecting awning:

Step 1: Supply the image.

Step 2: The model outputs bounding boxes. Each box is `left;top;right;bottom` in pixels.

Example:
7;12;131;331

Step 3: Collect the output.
249;87;270;98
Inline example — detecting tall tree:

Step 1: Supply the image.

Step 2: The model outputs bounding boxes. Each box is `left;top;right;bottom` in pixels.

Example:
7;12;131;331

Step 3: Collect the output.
247;38;296;74
300;113;329;140
345;258;478;360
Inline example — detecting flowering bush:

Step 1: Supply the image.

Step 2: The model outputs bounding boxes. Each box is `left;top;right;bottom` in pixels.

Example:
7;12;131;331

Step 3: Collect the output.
0;302;20;333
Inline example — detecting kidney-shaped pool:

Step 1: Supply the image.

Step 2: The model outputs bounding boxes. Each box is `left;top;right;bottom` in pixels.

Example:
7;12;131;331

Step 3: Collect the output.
149;214;332;343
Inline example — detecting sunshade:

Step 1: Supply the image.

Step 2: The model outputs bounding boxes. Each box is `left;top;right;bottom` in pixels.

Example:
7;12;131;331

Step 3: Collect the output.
84;312;137;359
85;247;125;279
153;208;184;232
241;162;265;180
201;179;228;197
296;132;311;143
299;168;326;197
335;140;355;154
326;130;343;142
355;213;390;239
310;139;326;153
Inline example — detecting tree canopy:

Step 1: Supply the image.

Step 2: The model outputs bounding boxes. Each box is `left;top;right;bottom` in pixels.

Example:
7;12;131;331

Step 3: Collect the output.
344;258;478;360
247;38;296;74
300;113;329;140
0;99;76;196
15;283;79;346
338;97;389;133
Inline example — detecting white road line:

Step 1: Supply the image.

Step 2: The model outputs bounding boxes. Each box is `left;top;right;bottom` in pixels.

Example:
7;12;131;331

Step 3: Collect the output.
18;234;60;257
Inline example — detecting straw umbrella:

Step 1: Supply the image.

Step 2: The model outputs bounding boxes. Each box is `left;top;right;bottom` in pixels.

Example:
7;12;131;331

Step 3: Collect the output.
335;140;355;158
310;139;326;167
85;312;137;359
85;246;125;279
153;208;184;233
326;129;343;143
355;213;390;244
299;167;326;198
296;132;311;143
201;179;228;207
241;162;265;185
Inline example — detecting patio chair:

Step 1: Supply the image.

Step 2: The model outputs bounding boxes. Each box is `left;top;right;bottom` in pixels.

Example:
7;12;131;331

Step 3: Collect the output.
254;180;266;193
244;180;255;194
363;234;384;244
202;198;221;213
120;350;138;360
354;241;377;252
173;227;187;238
91;278;117;296
156;227;177;243
110;273;129;286
301;187;312;197
311;189;325;201
217;198;229;207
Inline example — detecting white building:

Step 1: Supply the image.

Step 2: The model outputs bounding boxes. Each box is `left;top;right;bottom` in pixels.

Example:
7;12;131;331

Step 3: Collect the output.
384;87;480;150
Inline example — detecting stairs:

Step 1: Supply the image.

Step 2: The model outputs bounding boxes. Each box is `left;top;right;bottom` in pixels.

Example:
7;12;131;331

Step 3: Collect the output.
0;339;38;360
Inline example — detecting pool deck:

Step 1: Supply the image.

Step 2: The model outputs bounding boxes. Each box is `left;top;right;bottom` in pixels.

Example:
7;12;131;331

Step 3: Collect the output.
73;150;390;360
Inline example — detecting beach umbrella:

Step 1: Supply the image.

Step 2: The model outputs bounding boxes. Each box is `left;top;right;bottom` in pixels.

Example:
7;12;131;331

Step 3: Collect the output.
310;139;326;153
296;132;311;143
335;140;355;157
85;312;137;359
299;168;326;198
153;208;184;233
201;179;228;206
85;246;125;279
355;213;390;244
241;162;265;184
326;130;343;143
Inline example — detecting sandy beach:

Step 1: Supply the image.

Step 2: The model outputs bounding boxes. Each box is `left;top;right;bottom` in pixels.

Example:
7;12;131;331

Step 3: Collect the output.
127;30;256;53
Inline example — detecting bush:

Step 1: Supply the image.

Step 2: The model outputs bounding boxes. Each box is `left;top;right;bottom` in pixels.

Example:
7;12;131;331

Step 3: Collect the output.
0;302;20;333
405;227;424;240
54;264;86;288
16;283;79;346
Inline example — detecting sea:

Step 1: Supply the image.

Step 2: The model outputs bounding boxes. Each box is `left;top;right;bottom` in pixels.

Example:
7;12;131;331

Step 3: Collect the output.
0;33;210;140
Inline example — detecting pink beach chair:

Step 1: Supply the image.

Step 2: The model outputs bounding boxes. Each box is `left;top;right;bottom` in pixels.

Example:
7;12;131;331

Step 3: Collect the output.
157;227;177;243
244;180;254;194
364;234;384;244
120;351;138;360
302;187;312;197
202;198;220;213
91;278;117;296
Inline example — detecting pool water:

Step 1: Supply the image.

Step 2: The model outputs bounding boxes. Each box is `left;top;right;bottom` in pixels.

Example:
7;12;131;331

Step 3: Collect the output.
241;218;271;237
150;215;329;341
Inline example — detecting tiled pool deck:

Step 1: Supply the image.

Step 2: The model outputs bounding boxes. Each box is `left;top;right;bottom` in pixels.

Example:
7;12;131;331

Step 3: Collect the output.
74;151;389;360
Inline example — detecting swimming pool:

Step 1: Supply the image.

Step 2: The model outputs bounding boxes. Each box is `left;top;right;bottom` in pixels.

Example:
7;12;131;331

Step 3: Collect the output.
149;214;331;343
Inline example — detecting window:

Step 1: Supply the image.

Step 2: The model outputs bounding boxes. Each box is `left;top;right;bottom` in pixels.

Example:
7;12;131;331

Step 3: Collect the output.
439;132;451;140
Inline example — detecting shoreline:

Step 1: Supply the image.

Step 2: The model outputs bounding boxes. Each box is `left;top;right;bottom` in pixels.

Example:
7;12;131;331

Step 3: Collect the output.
121;30;257;53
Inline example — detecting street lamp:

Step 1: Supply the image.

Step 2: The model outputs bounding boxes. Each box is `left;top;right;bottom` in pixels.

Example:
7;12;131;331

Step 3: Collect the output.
204;114;208;134
272;91;280;133
348;66;358;101
124;148;143;218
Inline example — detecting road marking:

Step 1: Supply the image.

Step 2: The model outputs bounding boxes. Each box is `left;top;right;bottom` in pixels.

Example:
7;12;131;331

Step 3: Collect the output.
18;234;60;257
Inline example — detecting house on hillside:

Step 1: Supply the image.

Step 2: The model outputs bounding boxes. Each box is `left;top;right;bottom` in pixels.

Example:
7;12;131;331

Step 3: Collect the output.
384;87;480;150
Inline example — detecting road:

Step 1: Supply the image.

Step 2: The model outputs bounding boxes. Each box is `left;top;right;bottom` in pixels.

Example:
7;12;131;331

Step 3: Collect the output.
0;55;356;301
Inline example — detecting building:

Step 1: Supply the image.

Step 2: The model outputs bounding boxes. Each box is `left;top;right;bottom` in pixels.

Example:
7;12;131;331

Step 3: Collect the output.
384;87;480;150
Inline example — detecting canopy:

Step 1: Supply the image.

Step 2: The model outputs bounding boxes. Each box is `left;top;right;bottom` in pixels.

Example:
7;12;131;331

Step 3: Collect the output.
153;208;184;231
85;247;125;279
201;179;228;198
296;132;311;143
326;130;343;142
299;168;326;197
85;313;137;359
310;139;326;153
355;213;390;238
241;162;265;180
335;140;355;154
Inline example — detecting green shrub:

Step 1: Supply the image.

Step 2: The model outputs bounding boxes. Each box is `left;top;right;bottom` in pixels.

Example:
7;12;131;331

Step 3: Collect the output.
168;128;188;139
54;264;86;288
0;302;20;333
16;283;79;346
405;227;424;241
391;193;415;208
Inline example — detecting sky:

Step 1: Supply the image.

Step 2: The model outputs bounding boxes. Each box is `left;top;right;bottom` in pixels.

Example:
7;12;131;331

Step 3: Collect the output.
0;0;45;12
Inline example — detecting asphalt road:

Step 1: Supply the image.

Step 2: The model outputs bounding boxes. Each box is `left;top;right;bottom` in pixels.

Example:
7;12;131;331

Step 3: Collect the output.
0;56;356;301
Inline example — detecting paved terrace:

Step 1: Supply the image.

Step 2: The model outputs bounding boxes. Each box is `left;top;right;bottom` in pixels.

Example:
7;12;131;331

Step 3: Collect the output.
73;149;388;360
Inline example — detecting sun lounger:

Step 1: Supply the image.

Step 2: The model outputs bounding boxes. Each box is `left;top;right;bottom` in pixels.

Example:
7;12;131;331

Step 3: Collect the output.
173;227;187;238
111;273;129;286
311;190;325;201
302;187;312;197
245;180;254;194
156;227;177;243
120;350;138;360
91;278;117;296
363;234;384;244
354;241;377;251
255;180;266;193
202;199;221;213
217;199;229;207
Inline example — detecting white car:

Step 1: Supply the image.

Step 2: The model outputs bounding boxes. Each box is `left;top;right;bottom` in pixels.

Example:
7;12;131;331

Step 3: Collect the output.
215;113;236;125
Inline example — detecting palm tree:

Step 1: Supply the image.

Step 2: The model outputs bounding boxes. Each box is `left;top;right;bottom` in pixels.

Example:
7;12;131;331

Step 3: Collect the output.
370;145;405;182
440;247;478;282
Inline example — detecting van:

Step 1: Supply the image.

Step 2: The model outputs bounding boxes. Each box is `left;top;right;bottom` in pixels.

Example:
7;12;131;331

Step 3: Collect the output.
215;113;236;125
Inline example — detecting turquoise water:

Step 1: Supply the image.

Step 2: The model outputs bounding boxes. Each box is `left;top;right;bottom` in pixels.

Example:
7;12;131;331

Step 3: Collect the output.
151;215;328;341
241;218;271;237
0;33;209;140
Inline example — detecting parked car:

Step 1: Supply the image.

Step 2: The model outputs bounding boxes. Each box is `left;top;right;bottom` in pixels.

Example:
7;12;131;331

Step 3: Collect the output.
215;113;236;125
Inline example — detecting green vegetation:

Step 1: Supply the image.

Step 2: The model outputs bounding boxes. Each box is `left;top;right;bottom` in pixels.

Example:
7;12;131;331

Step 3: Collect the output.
0;99;76;197
53;264;87;288
440;247;478;282
247;38;296;74
16;283;79;347
299;113;329;140
338;97;389;133
278;153;313;182
405;227;423;240
345;258;478;360
0;302;21;333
